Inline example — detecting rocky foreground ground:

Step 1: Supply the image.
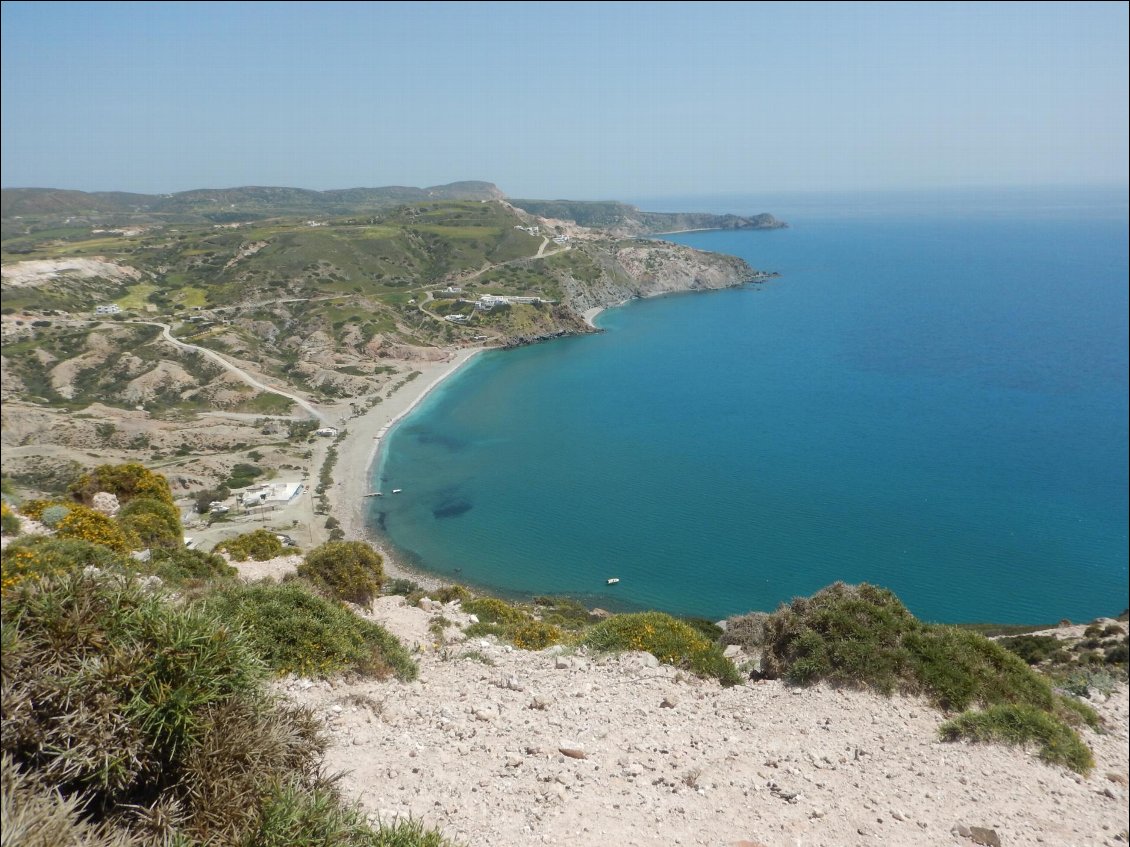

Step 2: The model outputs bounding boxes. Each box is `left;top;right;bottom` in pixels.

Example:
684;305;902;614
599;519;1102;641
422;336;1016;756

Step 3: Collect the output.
273;593;1130;847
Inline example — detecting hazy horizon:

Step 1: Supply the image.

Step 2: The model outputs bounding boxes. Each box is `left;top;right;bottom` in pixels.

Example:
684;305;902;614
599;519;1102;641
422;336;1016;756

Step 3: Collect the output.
2;1;1127;198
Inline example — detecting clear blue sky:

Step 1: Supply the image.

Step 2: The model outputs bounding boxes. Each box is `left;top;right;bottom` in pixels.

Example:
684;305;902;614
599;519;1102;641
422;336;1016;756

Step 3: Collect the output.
2;1;1127;198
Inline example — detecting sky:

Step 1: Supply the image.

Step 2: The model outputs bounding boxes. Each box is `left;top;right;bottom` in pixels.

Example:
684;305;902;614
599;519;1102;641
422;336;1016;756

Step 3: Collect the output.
1;1;1127;199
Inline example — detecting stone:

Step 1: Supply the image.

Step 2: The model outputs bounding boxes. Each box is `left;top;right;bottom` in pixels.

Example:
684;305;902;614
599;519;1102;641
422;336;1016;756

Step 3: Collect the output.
723;644;743;659
558;740;587;760
91;491;120;516
969;827;1001;847
505;753;523;768
555;656;572;670
660;695;679;709
529;695;552;710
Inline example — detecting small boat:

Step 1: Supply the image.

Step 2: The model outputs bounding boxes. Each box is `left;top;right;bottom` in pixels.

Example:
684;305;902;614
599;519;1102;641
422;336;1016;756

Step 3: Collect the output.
363;491;382;498
392;488;403;494
606;577;620;585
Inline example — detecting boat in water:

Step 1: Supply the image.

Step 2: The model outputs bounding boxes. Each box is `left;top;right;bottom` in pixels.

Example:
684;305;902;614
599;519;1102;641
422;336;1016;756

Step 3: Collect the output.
606;577;620;585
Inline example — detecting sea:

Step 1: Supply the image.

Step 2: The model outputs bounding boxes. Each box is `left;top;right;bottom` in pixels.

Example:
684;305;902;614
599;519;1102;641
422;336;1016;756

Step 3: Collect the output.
370;186;1129;625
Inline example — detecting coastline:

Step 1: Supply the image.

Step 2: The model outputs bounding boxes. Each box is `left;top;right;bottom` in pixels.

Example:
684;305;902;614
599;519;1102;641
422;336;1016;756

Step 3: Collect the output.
328;346;486;589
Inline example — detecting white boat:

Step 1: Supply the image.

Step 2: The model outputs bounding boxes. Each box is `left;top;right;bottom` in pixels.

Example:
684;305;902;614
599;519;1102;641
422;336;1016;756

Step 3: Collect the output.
606;577;620;585
392;488;403;494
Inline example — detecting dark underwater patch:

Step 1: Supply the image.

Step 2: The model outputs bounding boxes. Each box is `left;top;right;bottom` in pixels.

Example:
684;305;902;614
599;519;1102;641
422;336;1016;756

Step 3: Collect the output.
432;498;472;519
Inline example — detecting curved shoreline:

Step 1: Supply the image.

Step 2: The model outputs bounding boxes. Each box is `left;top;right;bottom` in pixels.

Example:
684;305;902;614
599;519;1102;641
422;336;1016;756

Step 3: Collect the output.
329;346;487;589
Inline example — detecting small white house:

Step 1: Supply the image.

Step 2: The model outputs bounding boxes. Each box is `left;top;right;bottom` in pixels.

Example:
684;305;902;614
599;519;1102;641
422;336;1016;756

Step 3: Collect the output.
94;304;122;316
240;482;304;509
315;426;339;437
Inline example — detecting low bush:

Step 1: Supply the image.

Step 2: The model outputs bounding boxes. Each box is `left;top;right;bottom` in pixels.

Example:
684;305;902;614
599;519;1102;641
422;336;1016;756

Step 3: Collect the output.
463;596;528;626
206;582;417;681
215;528;285;561
38;504;72;528
386;578;424;596
117;497;183;549
1;566;438;844
720;611;770;650
939;704;1094;773
757;582;1097;770
145;545;237;586
299;540;385;605
998;634;1064;665
427;584;471;604
581;611;741;686
2;537;128;595
55;504;132;552
68;462;174;507
1;501;21;536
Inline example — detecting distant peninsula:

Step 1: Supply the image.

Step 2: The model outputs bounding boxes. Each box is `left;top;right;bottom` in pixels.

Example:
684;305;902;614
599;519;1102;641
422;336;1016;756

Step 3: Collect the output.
509;198;787;237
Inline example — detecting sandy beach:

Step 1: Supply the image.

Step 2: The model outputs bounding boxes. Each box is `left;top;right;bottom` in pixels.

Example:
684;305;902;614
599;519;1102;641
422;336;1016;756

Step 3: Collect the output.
325;346;485;587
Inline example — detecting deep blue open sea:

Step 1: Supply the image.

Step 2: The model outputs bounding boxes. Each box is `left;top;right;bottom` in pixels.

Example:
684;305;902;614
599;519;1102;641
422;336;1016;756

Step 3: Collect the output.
371;188;1128;624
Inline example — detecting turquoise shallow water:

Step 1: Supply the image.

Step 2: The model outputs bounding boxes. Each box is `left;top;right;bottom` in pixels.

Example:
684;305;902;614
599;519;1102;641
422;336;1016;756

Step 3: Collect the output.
372;190;1129;624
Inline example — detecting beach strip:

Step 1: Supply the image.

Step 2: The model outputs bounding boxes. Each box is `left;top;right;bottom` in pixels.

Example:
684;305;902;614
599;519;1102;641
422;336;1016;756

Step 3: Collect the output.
329;347;485;586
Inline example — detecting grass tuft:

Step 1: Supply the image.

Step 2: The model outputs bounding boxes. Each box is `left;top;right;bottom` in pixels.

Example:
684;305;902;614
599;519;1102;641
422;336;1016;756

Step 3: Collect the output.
581;611;741;686
939;704;1095;774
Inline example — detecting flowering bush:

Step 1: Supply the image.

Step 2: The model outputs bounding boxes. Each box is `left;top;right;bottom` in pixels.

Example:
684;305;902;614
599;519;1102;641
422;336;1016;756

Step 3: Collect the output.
56;505;131;553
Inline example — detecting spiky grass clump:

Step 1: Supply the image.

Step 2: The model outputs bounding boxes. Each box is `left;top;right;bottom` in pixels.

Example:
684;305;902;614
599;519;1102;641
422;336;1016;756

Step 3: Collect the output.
0;568;435;844
0;755;142;847
940;704;1095;774
215;528;285;562
207;581;417;681
581;611;742;686
299;540;385;605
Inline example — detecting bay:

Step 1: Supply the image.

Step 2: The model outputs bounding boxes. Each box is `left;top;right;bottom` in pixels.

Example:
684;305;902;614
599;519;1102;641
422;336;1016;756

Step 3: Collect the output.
371;189;1128;624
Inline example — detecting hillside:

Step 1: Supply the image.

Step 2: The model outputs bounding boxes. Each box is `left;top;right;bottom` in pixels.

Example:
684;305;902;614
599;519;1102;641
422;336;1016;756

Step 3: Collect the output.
509;198;787;236
1;194;773;509
0;181;505;225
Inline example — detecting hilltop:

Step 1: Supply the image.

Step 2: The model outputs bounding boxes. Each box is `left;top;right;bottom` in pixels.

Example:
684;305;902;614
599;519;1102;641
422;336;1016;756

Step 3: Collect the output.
509;198;787;237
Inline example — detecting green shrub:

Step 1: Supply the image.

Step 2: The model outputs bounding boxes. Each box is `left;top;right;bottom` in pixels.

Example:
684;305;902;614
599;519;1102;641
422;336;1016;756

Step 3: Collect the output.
0;502;20;537
55;504;132;552
720;611;770;650
0;567;412;844
427;584;471;604
2;537;129;596
38;504;72;528
68;463;174;507
253;782;453;847
215;528;285;562
145;546;236;585
581;611;741;686
117;497;183;549
206;582;417;681
3;571;269;835
463;596;528;626
939;705;1094;774
998;634;1063;665
386;578;423;596
681;616;724;641
508;619;565;650
298;540;384;605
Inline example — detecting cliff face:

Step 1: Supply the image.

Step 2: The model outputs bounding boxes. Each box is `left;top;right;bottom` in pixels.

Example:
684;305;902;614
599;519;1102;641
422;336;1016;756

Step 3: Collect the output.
559;240;761;316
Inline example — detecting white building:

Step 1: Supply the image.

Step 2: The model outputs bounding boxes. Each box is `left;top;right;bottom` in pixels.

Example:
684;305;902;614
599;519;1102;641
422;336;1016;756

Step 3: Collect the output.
475;294;510;311
315;426;339;437
94;304;122;315
240;482;304;509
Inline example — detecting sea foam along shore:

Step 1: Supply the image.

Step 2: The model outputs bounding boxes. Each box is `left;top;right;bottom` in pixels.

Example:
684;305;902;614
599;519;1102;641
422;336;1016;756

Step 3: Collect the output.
327;346;485;589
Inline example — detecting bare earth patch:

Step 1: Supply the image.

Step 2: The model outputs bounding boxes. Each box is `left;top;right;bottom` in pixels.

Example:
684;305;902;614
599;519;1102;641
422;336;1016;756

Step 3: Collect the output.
279;599;1130;847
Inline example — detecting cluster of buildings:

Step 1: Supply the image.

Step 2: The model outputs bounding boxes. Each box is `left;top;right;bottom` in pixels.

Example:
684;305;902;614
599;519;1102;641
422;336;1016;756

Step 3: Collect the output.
514;225;540;235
